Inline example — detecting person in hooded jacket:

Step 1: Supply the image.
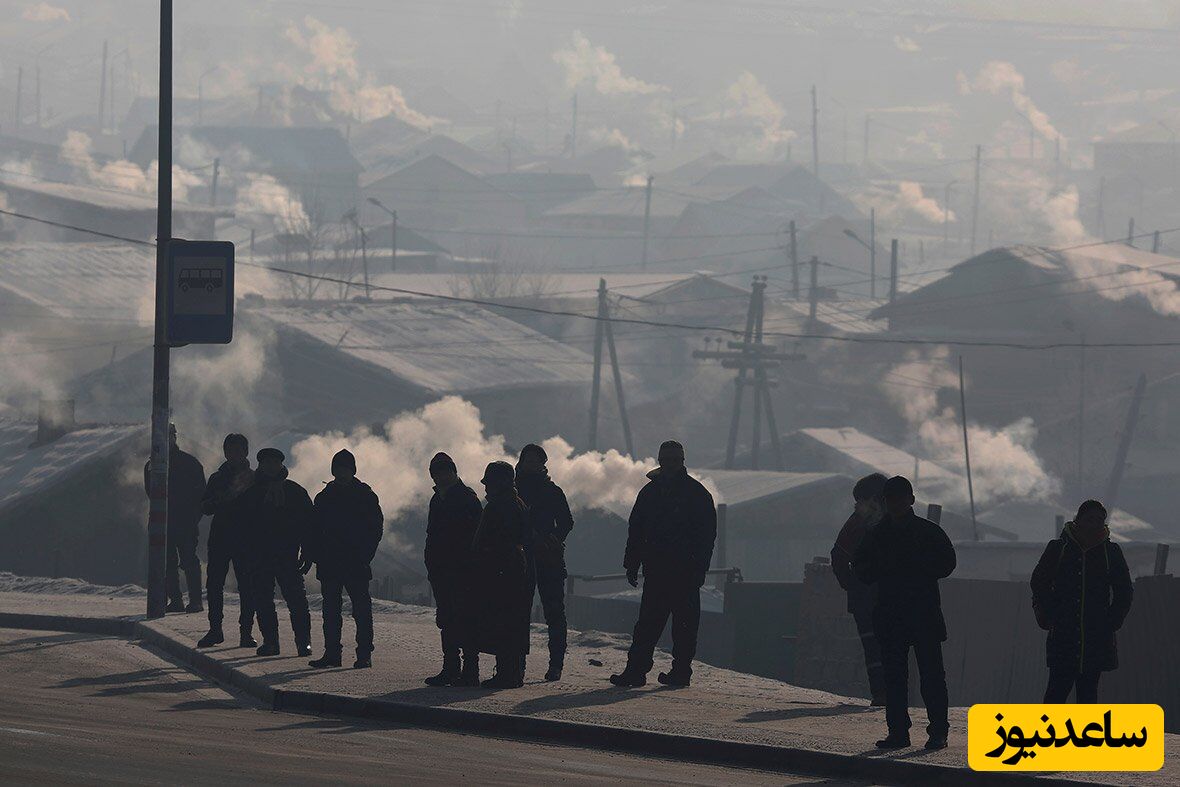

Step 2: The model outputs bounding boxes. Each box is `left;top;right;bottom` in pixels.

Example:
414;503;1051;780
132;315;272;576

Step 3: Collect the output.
471;460;531;689
239;447;315;657
611;440;716;689
143;423;206;613
1031;499;1133;703
830;473;888;705
309;449;384;670
854;476;956;751
197;433;258;649
515;443;575;682
423;452;483;687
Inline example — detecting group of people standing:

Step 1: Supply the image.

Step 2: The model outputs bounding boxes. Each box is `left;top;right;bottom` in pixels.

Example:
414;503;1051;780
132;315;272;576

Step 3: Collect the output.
832;474;1135;751
148;429;718;690
146;426;383;667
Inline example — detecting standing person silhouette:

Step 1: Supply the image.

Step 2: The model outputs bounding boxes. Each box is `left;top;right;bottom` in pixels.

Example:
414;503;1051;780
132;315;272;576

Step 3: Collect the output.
1031;500;1133;703
610;441;716;688
854;476;956;750
198;433;257;648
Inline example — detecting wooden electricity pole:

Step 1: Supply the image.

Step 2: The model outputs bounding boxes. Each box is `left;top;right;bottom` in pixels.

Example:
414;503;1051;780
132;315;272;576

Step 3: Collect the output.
696;277;801;470
586;279;634;455
789;219;799;298
641;175;654;270
1104;373;1147;512
970;144;982;255
959;356;979;540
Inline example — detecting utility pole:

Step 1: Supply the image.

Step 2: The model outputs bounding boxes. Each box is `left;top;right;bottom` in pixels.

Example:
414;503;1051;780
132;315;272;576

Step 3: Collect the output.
570;92;578;159
109;55;117;133
1153;230;1161;254
641;175;654;270
958;356;979;541
869;207;877;299
586;279;633;454
889;239;899;302
1096;176;1106;237
808;255;819;327
359;224;370;297
209;157;220;207
1104;373;1147;511
146;1;173;620
390;210;398;272
587;279;606;450
696;277;795;469
99;40;109;134
863;115;871;164
970;144;982;255
810;84;820;181
1126;218;1135;247
14;66;23;132
789;219;799;298
35;66;41;128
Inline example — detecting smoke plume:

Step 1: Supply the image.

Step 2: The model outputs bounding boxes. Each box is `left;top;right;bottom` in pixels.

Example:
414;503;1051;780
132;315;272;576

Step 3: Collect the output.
22;3;69;23
881;350;1060;505
553;31;667;96
61;131;202;203
288;396;714;523
959;61;1063;148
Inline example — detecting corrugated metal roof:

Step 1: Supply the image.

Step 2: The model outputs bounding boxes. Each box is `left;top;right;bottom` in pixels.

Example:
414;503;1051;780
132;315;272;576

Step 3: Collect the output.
601;469;849;520
0;420;142;514
0;178;227;215
795;427;962;481
256;301;593;395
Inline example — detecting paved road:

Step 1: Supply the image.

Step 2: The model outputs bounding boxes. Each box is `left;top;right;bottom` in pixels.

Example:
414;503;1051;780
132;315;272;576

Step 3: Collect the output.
0;628;874;786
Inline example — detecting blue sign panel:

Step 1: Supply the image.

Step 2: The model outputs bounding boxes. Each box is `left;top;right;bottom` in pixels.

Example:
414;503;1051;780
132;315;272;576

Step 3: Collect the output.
166;239;234;345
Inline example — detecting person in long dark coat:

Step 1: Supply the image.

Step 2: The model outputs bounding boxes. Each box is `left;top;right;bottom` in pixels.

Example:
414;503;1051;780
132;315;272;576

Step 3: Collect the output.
423;452;483;687
611;440;716;689
239;447;315;657
515;443;575;682
144;423;206;613
471;460;531;689
197;433;258;649
309;449;384;670
1031;499;1133;703
830;473;888;705
854;475;956;751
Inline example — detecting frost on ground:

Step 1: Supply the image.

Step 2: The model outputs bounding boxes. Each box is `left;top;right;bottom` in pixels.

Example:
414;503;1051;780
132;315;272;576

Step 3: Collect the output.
0;572;146;597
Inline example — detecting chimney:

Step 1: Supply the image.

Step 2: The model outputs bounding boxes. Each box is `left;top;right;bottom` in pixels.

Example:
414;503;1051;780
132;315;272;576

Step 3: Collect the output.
34;399;75;447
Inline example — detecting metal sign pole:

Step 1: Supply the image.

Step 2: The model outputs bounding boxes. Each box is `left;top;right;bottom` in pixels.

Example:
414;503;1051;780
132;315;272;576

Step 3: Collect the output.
146;0;172;618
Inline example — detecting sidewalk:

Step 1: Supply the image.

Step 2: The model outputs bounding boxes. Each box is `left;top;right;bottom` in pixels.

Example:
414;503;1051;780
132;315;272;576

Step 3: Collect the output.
0;587;1174;786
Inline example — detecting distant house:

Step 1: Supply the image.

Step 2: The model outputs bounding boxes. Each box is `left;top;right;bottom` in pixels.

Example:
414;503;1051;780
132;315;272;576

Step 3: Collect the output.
0;178;229;243
361;134;498;177
1093;123;1180;188
129;125;363;218
362;154;528;232
693;163;862;220
484;172;597;215
0;412;146;586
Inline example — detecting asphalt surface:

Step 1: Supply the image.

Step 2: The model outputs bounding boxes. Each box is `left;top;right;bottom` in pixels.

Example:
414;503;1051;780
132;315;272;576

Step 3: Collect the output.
0;628;875;786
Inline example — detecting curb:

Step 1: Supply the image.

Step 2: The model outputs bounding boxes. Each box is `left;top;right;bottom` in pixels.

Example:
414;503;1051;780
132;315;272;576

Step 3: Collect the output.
0;611;1122;787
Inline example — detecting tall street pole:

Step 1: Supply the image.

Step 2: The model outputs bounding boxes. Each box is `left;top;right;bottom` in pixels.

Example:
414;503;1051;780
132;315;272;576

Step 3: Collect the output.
147;0;173;619
959;356;978;541
641;175;653;270
970;144;982;255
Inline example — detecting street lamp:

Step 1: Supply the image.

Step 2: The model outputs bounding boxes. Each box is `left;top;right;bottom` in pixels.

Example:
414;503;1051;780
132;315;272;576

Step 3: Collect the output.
843;226;876;298
344;210;371;298
197;65;220;126
367;196;398;272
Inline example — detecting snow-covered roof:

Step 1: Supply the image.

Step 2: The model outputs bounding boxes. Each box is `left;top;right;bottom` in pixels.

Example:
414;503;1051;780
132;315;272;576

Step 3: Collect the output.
0;420;142;515
363;272;698;302
0;242;284;323
256;301;593;395
600;469;850;520
793;427;963;483
0;178;228;216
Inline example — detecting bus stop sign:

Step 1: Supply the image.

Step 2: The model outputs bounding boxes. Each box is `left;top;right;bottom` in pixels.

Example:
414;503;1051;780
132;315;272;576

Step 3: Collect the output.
166;239;234;345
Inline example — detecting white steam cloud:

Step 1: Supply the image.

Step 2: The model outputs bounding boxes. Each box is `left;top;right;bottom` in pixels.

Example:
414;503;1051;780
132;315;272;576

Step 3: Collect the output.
22;3;70;23
234;174;309;231
959;61;1063;148
61;131;202;203
553;31;667;96
894;35;921;53
706;71;795;155
284;15;439;128
881;350;1059;506
288;397;714;523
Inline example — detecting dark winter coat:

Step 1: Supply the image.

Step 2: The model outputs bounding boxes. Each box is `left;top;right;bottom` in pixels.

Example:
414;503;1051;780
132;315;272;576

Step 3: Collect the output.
516;468;574;569
831;511;878;616
312;478;384;582
143;446;207;536
853;509;957;644
237;467;315;565
424;480;482;583
1030;523;1133;674
623;467;717;585
201;460;254;553
471;487;531;656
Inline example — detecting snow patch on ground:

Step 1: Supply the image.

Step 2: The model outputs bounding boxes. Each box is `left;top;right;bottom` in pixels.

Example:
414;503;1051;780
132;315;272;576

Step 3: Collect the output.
0;572;146;597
